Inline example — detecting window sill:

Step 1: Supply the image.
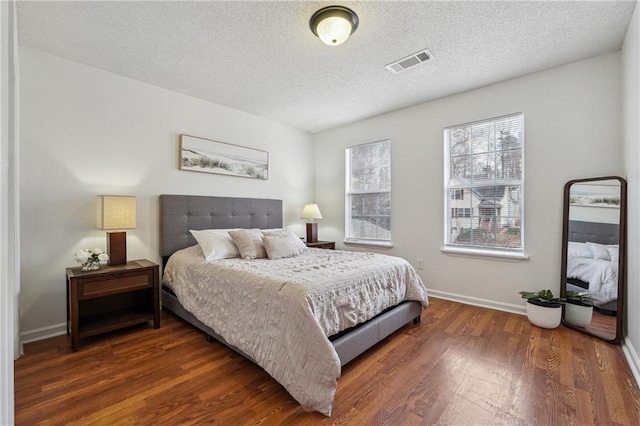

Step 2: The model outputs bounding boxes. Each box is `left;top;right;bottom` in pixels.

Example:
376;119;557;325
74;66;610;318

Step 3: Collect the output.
343;239;394;249
441;246;529;262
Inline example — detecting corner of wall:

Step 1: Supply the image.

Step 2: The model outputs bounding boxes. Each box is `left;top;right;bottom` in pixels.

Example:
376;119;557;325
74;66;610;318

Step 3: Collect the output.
622;0;640;381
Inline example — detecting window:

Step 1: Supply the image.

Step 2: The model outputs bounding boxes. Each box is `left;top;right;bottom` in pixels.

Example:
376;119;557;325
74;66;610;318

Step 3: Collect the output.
444;113;524;255
451;189;464;200
451;207;472;218
345;139;391;245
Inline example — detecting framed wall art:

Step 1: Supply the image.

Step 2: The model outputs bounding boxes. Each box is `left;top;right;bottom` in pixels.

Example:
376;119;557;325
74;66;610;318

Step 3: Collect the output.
569;180;621;208
179;134;268;180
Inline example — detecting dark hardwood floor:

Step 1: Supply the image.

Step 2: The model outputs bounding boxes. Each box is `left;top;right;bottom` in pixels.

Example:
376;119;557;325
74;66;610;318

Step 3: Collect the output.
14;298;640;425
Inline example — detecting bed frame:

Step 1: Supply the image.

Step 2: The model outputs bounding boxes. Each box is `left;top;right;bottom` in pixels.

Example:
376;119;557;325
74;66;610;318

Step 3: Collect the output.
159;194;422;366
566;220;619;312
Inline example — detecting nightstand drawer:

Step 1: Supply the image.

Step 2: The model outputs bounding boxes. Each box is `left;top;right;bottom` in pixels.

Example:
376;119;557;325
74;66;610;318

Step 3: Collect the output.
78;272;152;299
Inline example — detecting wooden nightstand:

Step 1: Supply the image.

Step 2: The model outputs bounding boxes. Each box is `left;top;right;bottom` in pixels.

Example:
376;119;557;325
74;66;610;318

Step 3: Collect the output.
305;240;336;250
66;259;160;351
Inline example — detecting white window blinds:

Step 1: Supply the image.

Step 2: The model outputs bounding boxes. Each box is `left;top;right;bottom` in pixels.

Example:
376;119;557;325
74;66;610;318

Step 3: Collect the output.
444;113;524;253
345;139;391;243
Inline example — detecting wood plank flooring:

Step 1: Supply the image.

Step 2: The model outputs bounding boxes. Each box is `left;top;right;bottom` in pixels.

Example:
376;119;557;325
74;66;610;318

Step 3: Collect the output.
14;298;640;425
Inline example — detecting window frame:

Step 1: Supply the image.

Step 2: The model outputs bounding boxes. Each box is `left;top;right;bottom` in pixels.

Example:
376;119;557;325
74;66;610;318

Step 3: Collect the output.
344;139;393;248
443;113;527;260
451;189;464;200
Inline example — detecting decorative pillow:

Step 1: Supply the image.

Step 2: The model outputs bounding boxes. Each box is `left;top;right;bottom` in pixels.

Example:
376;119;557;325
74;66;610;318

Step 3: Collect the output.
262;235;300;260
229;229;267;260
262;228;306;254
587;242;611;261
190;229;240;261
607;245;619;264
567;241;592;259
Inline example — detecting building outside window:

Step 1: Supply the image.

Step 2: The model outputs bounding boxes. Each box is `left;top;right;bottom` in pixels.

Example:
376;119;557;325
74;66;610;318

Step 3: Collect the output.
444;113;524;254
345;139;391;244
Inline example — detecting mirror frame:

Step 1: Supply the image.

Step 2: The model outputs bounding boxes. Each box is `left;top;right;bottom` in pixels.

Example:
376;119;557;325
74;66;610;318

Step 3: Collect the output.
560;176;626;343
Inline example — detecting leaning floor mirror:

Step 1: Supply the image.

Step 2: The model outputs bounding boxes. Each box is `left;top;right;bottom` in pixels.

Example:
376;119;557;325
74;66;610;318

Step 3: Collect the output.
560;176;626;343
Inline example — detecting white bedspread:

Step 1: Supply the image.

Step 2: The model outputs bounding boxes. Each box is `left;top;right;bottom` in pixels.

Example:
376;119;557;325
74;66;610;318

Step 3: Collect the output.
163;245;428;416
567;257;617;306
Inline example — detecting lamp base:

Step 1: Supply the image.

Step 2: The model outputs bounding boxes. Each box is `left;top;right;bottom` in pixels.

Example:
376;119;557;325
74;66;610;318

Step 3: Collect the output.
306;223;318;243
107;231;127;266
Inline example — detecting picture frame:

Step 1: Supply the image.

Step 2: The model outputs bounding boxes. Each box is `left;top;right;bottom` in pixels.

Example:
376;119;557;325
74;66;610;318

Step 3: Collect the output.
569;180;621;208
179;134;269;180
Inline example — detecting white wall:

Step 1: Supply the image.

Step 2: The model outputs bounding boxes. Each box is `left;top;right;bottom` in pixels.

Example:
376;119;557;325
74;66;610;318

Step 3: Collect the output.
622;2;640;381
19;47;315;339
569;205;621;225
314;52;623;311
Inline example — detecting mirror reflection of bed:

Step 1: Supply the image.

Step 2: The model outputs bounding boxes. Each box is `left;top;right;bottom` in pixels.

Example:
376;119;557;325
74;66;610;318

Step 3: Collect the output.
562;177;625;342
566;221;619;340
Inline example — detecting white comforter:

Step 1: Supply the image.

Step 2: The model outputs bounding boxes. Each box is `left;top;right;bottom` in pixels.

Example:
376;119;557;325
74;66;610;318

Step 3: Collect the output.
163;245;428;416
567;257;617;306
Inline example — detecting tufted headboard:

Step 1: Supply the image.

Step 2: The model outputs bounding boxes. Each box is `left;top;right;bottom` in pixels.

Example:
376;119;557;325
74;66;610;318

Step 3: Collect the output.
159;195;283;260
568;220;619;245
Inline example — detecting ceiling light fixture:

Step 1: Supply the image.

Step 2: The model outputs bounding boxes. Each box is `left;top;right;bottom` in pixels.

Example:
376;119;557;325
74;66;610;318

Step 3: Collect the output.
310;5;359;46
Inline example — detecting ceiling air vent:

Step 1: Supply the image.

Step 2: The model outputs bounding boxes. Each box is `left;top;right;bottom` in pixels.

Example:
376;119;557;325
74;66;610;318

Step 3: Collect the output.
385;48;433;74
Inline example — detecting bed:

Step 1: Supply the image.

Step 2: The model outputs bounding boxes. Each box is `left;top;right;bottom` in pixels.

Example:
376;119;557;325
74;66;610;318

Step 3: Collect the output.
566;220;619;311
159;194;428;416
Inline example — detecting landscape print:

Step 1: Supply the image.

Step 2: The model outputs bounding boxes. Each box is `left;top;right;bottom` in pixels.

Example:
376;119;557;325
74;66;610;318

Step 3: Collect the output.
180;134;268;180
569;180;620;208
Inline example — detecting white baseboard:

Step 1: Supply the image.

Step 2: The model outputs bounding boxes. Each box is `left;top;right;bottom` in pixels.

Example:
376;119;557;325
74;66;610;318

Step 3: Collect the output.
20;322;67;344
622;336;640;389
427;289;526;316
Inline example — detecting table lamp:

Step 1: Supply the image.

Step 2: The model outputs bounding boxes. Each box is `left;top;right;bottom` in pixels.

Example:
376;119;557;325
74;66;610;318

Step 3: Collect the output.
301;203;323;243
96;195;136;266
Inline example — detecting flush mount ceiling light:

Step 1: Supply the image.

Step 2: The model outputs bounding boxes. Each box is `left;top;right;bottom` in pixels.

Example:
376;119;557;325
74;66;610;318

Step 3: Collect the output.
310;5;359;46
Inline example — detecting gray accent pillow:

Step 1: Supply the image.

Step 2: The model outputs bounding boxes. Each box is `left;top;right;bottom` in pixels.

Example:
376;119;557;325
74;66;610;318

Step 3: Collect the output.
262;235;300;260
262;228;306;253
229;229;267;260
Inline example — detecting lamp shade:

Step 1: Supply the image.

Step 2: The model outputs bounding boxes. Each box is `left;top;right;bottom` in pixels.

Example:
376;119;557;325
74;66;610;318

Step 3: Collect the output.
96;195;136;230
301;204;323;221
310;6;359;46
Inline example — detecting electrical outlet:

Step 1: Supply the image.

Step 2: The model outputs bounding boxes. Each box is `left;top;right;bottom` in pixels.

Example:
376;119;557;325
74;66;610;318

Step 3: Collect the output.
417;259;424;269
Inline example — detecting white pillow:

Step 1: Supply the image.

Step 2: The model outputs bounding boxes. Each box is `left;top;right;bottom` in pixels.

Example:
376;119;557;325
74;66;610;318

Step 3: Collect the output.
262;235;300;260
587;242;611;261
262;228;306;254
607;245;619;263
190;229;240;261
567;241;592;259
229;229;267;260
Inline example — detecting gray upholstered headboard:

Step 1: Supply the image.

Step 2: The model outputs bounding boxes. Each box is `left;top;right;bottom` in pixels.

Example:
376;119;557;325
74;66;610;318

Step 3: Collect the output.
568;220;619;245
159;195;283;259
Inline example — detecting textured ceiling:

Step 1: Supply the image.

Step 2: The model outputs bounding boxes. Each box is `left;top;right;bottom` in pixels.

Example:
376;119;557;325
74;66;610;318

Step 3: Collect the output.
16;1;637;133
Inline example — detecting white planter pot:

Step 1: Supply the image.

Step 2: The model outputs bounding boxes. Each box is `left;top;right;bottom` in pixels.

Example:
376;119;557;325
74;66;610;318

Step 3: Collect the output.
525;301;562;329
565;302;593;327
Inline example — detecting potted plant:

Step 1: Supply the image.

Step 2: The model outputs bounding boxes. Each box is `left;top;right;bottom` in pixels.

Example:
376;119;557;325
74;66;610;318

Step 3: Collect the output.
519;289;562;329
564;291;594;327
